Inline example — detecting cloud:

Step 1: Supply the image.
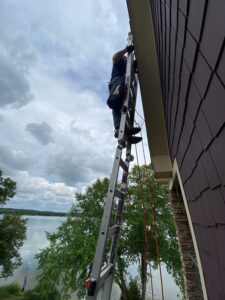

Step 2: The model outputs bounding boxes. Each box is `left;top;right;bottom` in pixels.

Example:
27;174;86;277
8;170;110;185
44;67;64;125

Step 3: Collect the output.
6;171;76;212
70;120;90;136
46;151;89;186
46;148;112;187
0;145;30;174
26;121;54;145
0;13;36;109
0;56;33;108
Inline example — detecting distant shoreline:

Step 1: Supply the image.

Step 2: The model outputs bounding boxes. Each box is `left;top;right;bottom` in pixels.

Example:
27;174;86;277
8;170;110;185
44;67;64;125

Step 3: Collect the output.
0;207;67;217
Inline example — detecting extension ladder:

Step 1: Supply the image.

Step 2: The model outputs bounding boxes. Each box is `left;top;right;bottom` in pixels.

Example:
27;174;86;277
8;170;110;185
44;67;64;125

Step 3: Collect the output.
85;33;138;300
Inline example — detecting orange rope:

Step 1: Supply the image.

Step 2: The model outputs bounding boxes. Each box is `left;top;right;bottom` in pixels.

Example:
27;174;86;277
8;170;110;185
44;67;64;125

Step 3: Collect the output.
140;130;165;300
134;144;154;300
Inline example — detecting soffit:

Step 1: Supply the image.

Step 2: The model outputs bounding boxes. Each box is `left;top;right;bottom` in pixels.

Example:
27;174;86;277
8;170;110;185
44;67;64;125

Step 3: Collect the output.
127;0;172;180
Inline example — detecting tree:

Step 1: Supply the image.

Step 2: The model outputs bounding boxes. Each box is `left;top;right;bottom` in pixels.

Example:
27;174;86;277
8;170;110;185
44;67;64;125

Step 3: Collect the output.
120;278;141;300
0;170;16;206
124;165;184;298
0;170;27;278
36;178;108;299
36;166;184;299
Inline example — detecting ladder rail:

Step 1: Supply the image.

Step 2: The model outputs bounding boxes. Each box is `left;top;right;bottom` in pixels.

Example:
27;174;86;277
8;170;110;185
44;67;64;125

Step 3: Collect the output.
90;146;123;279
86;33;138;300
101;144;133;299
118;48;134;142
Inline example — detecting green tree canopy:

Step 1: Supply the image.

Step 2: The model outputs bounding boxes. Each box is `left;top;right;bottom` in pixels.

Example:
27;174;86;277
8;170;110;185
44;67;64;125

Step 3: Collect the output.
0;170;27;278
36;178;108;299
36;165;184;299
0;170;16;206
124;165;184;296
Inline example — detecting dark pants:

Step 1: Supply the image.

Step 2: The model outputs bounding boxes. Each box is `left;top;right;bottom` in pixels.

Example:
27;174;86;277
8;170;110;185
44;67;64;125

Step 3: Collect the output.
112;109;121;130
108;76;124;130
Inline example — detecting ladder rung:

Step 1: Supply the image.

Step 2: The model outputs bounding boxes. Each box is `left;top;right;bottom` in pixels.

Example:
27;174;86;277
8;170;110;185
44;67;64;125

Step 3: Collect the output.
98;264;114;289
87;264;114;296
120;158;128;172
114;189;125;199
107;225;120;238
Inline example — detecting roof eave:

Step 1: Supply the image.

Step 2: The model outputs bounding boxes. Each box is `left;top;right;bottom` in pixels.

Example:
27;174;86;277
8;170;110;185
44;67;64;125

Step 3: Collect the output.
127;0;172;182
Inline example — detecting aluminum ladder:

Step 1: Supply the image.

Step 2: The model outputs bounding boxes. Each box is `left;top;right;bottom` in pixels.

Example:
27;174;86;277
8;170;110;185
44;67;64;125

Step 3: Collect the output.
86;33;138;300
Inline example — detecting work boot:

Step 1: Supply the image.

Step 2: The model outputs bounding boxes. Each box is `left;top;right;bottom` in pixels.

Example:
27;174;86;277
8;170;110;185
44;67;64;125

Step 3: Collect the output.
126;126;141;136
128;136;142;144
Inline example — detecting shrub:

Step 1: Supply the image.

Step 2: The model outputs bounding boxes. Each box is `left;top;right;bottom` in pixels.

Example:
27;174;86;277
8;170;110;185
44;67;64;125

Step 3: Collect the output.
0;282;21;297
23;286;61;300
23;289;41;300
127;278;141;300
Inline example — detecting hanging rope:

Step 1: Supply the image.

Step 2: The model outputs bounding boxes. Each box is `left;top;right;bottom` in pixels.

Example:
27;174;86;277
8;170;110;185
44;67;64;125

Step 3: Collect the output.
135;109;145;127
139;128;165;300
134;144;154;300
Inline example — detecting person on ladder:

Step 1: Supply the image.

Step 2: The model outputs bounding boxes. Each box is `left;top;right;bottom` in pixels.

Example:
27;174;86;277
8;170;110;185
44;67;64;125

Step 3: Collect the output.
107;45;142;144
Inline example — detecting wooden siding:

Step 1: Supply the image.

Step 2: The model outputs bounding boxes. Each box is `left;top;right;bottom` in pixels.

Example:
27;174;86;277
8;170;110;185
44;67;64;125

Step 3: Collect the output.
150;0;225;298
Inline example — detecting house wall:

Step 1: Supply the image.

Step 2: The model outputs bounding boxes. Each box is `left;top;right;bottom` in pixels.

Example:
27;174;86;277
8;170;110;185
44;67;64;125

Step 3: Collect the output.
150;0;225;299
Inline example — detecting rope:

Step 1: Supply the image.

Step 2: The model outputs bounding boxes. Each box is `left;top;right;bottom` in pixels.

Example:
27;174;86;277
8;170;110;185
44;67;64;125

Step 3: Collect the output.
134;144;154;300
139;129;165;300
135;110;145;127
135;109;145;122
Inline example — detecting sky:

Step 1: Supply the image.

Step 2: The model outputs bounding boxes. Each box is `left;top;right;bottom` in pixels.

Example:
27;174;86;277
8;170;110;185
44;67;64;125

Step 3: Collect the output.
0;0;149;212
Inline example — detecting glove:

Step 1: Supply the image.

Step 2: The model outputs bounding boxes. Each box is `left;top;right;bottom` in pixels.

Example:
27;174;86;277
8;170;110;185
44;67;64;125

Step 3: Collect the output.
126;45;134;53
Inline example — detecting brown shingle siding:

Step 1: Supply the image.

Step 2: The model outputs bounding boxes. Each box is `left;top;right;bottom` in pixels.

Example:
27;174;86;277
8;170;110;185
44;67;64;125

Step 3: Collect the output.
200;0;225;69
174;30;184;77
187;130;204;168
150;1;225;297
183;30;197;72
179;0;188;16
209;127;225;185
171;0;178;31
216;41;225;84
188;201;200;223
205;189;225;225
176;111;193;165
214;225;225;269
195;110;212;150
180;60;191;97
201;151;220;190
169;79;180;149
202;74;225;137
192;52;212;98
193;162;209;197
186;80;202;122
177;10;186;46
187;0;206;41
171;93;186;157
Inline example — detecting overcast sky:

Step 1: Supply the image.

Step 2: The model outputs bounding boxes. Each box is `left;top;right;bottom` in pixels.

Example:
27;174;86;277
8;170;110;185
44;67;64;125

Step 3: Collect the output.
0;0;149;212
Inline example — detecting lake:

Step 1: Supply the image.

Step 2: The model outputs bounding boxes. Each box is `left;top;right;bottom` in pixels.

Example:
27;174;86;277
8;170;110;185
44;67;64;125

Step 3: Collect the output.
0;216;182;299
